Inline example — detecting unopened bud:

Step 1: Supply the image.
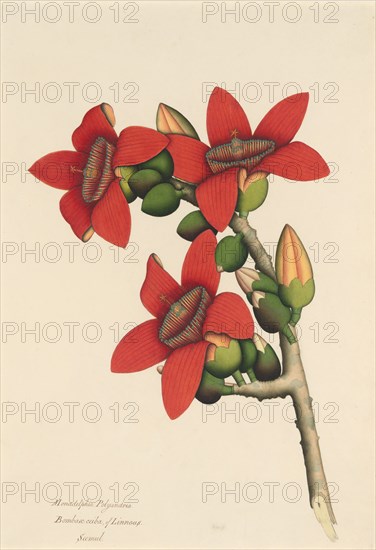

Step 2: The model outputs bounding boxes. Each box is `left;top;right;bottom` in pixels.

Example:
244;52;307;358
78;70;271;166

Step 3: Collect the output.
157;103;200;140
276;224;315;325
250;291;296;344
236;267;278;295
253;333;282;381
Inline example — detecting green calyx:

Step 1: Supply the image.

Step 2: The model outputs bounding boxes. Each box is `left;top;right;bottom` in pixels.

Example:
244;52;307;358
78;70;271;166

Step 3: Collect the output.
278;278;315;310
195;369;233;405
129;169;162;198
141;183;182;217
177;210;217;241
215;233;248;272
252;272;279;295
251;292;296;344
253;342;282;381
236;176;268;214
205;339;242;379
139;149;174;181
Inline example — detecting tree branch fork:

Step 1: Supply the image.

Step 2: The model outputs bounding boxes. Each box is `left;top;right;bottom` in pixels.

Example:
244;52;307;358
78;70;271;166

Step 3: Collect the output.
173;179;337;541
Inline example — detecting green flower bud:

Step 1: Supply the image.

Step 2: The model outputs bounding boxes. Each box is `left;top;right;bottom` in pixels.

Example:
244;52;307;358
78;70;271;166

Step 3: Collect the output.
139;149;174;181
129;169;162;198
141;183;181;217
236;171;269;215
236;267;278;295
253;333;282;381
275;225;315;325
177;210;217;241
215;233;248;273
157;103;200;140
250;291;296;344
195;369;232;405
204;336;242;379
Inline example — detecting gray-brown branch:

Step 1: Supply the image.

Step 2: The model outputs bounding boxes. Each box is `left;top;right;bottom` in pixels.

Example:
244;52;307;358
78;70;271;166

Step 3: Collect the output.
174;180;337;540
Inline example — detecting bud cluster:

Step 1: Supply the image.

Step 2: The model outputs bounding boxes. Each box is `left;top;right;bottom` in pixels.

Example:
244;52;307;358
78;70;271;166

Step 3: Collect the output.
235;225;315;343
195;331;282;405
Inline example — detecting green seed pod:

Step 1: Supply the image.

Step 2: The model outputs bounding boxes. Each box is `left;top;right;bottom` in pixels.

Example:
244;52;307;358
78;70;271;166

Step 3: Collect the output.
129;169;162;198
236;176;269;214
195;369;232;405
253;334;282;381
239;338;257;373
177;210;217;241
119;178;137;203
215;233;248;272
139;149;174;181
141;183;181;217
250;291;296;344
205;339;242;379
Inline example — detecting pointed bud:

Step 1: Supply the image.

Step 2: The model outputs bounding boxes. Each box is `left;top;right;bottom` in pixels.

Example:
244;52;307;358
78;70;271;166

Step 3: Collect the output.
157;103;200;140
215;234;248;272
138;149;174;181
236;169;269;215
236;267;278;295
250;291;296;344
252;333;281;381
204;333;242;378
177;210;217;241
142;183;182;217
276;225;315;317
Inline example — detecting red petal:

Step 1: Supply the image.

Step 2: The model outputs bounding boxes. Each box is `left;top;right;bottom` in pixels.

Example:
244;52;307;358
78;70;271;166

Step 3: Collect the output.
162;341;209;419
181;230;219;298
111;319;170;373
91;179;131;247
112;126;169;167
166;134;211;184
206;87;252;148
203;292;254;339
140;255;183;318
59;187;94;241
255;141;330;181
253;93;309;148
29;151;88;190
196;168;238;231
72;104;117;154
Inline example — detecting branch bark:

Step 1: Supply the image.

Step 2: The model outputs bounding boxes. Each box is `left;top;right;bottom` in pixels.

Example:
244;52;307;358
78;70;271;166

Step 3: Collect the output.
176;180;337;540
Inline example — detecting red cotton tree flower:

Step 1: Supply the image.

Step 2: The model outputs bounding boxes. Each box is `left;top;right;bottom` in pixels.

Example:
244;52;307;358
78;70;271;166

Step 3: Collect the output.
111;230;254;419
29;104;169;247
164;87;330;231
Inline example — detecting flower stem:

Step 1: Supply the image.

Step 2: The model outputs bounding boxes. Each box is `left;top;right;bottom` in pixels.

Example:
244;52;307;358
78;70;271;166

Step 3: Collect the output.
290;307;302;326
232;369;246;386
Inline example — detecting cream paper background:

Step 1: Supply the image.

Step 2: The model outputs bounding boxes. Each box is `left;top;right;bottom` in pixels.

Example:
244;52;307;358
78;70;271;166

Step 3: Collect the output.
1;1;375;548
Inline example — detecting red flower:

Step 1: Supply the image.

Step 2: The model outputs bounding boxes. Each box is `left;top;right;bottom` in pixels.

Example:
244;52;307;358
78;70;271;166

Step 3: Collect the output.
111;230;254;419
29;104;169;247
166;87;330;232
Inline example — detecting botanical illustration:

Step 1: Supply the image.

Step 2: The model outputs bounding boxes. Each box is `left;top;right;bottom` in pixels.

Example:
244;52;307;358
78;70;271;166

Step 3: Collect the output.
30;87;337;540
